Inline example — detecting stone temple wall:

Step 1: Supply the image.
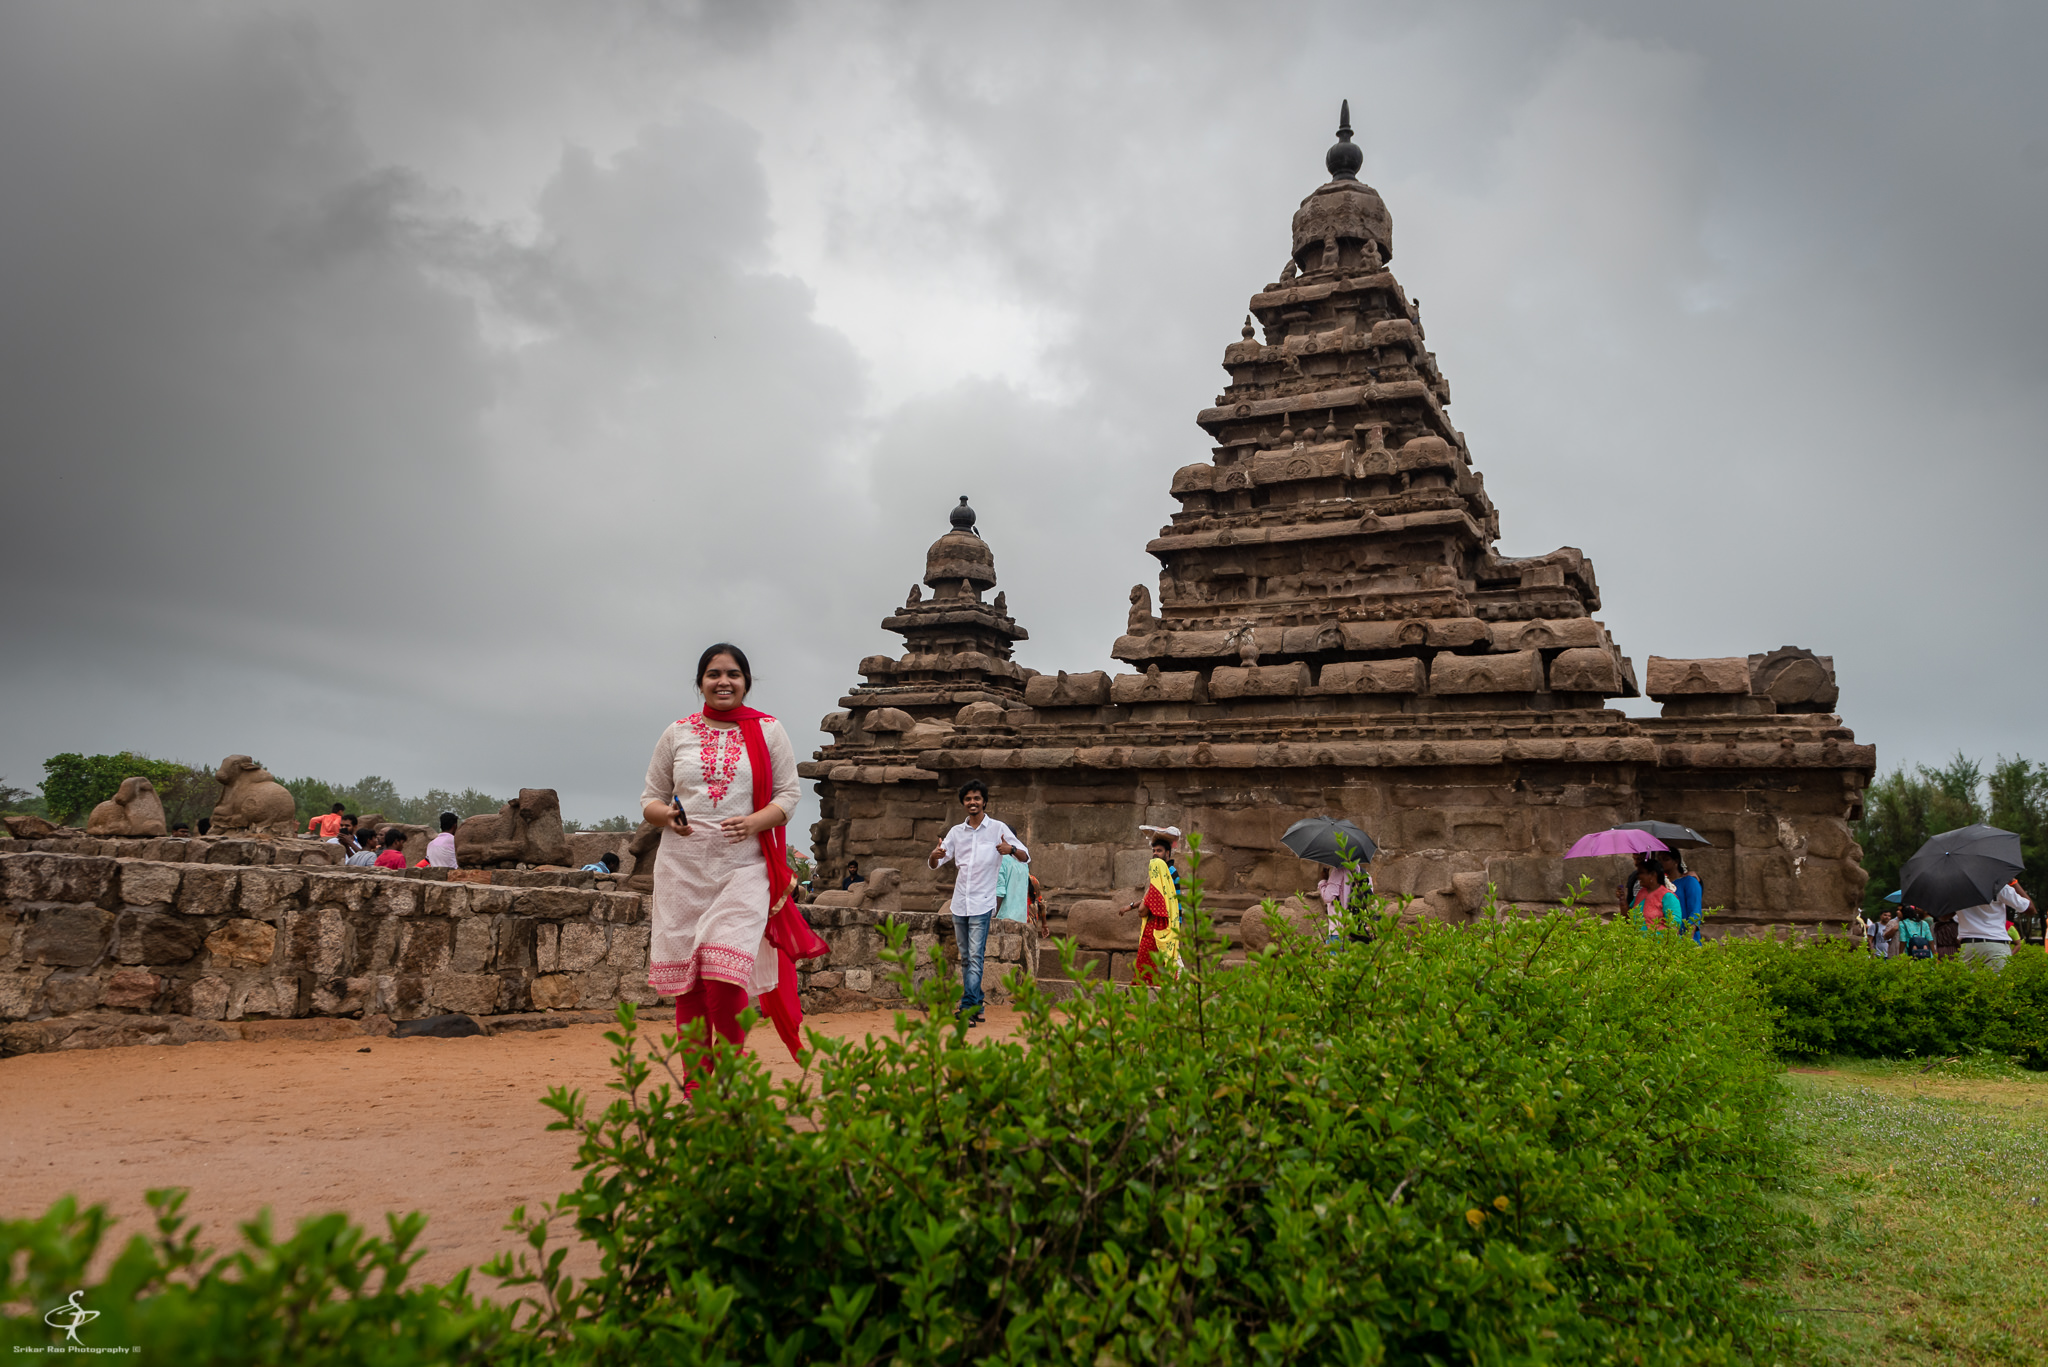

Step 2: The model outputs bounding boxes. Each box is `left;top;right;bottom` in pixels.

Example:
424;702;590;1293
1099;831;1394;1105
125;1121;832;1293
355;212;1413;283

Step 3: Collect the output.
0;850;1013;1054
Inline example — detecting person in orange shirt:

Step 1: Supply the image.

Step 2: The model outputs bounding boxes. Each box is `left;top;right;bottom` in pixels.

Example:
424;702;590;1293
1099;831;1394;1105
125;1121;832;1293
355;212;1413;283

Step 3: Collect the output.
307;803;347;840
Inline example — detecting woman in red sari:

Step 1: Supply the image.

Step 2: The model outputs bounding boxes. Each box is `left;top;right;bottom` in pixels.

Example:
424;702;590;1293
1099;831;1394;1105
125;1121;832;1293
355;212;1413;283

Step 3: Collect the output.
640;643;826;1084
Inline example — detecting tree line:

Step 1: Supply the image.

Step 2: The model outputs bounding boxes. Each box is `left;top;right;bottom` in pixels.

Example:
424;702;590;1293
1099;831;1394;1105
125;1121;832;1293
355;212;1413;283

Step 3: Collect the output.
1;752;630;833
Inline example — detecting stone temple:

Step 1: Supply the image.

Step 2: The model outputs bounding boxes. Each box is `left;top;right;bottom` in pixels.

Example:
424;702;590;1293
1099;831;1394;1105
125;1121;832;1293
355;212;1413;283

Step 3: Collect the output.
803;105;1875;955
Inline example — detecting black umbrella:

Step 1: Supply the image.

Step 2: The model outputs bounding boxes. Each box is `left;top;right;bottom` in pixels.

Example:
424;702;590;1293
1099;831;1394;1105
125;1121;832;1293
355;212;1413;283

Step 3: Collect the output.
1613;820;1713;847
1281;816;1378;867
1900;823;2024;916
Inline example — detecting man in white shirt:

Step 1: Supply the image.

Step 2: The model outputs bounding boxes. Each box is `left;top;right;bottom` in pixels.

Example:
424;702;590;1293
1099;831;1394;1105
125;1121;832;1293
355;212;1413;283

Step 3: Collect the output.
1956;880;2031;968
928;779;1028;1025
425;811;460;869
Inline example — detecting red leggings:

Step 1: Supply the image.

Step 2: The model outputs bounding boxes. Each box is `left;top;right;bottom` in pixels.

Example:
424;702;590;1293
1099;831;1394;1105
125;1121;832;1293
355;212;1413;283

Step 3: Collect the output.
674;979;749;1083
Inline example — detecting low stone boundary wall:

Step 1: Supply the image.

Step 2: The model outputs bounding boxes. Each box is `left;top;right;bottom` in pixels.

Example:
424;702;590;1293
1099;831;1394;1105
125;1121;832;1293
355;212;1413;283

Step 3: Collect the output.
0;853;1042;1054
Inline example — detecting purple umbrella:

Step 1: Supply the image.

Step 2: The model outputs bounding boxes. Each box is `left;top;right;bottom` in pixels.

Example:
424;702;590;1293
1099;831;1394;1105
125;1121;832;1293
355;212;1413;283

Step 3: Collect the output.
1564;828;1670;859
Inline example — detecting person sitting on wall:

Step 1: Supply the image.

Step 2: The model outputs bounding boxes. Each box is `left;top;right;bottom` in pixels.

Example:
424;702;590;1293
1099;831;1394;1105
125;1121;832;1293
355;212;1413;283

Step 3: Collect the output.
581;851;622;874
841;859;864;891
374;827;409;870
425;811;459;868
309;802;347;841
346;826;380;867
170;823;191;837
195;818;210;837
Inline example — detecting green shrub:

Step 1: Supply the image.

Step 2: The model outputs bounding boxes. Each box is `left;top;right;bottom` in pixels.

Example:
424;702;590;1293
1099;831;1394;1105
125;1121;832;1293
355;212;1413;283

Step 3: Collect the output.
0;1189;510;1363
36;752;215;827
1730;934;2048;1068
491;850;1799;1364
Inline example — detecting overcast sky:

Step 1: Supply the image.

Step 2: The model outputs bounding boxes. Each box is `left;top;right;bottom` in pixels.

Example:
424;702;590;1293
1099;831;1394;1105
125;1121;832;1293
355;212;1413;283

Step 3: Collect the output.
2;1;2043;836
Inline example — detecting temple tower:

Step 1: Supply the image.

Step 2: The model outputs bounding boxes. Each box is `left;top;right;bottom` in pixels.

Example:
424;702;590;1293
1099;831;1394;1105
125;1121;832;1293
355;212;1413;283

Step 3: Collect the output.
803;107;1873;967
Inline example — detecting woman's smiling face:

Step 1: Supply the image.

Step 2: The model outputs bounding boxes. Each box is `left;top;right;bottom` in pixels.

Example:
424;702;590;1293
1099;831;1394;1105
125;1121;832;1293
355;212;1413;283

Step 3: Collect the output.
701;653;747;711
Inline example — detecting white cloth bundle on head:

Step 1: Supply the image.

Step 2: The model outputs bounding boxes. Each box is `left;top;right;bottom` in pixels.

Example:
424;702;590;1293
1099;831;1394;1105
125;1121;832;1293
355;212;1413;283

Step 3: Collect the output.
1139;824;1181;837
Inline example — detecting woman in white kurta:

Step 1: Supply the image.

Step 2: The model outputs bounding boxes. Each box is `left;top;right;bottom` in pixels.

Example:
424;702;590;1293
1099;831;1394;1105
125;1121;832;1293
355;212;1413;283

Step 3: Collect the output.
640;643;801;1071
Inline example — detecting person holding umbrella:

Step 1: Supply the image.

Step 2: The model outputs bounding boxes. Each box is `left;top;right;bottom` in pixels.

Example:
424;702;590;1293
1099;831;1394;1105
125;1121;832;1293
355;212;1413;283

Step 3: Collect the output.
1901;824;2030;970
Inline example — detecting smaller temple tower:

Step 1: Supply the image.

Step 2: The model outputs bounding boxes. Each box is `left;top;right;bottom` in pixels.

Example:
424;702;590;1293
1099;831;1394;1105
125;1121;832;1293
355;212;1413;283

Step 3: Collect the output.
852;496;1031;707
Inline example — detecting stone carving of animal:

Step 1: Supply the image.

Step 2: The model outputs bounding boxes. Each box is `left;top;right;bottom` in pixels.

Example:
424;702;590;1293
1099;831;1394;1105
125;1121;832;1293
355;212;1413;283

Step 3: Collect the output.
809;867;903;914
87;776;168;837
455;788;572;868
210;755;297;834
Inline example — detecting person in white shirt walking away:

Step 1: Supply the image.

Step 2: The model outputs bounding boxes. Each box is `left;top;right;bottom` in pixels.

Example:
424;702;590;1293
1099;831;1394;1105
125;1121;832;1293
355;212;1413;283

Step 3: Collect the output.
928;779;1029;1026
1957;878;2032;969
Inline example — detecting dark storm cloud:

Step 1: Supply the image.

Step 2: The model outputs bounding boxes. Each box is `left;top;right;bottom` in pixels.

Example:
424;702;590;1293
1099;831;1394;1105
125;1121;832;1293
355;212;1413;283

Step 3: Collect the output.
2;0;2042;836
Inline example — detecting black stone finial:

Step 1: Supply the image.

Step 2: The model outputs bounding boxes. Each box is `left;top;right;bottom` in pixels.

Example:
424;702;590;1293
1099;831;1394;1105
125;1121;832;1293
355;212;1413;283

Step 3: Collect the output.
950;495;978;535
1326;98;1363;182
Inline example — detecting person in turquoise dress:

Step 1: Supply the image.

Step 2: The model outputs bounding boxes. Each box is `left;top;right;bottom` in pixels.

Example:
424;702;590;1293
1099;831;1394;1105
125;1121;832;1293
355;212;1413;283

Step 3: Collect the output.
1658;851;1705;942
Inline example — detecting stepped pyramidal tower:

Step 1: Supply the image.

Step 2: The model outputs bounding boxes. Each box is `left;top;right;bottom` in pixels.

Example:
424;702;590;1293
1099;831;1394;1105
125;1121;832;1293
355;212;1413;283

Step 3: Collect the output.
804;105;1874;966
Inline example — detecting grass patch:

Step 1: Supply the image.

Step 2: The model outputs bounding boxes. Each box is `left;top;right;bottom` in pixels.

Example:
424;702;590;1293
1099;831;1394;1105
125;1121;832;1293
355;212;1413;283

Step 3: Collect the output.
1776;1059;2048;1364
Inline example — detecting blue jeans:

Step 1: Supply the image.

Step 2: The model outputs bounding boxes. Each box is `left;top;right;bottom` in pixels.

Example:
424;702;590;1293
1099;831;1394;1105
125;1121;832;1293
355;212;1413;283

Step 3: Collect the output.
953;912;991;1015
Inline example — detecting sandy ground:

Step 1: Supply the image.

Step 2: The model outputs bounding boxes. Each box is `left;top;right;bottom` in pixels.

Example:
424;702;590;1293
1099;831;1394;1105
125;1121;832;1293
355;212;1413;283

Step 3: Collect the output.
4;1006;1025;1292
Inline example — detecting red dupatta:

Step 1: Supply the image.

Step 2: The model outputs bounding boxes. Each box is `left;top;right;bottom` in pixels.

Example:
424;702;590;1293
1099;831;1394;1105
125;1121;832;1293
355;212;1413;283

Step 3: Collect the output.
695;705;830;1058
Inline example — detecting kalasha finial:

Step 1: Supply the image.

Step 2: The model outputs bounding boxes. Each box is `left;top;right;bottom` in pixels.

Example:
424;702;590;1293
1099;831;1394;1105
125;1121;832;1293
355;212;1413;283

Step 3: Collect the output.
1242;315;1256;340
1326;98;1363;182
950;495;978;536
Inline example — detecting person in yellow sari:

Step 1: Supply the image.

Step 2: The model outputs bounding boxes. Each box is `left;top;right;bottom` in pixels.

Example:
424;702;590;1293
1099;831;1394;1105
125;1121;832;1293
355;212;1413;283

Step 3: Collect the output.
1134;832;1182;982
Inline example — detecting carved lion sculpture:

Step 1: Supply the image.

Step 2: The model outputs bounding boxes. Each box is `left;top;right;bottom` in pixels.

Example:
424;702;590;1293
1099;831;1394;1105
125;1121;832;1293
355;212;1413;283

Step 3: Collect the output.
809;867;903;914
87;776;168;838
454;788;572;868
210;755;297;834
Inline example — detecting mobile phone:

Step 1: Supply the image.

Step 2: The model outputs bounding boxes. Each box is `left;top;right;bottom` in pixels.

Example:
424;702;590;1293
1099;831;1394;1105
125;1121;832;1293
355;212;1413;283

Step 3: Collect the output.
671;796;690;830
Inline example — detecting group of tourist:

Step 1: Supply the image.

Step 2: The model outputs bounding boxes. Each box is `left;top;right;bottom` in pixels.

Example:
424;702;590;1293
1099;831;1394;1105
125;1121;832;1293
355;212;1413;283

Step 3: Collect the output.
1854;879;2035;968
304;804;460;870
1618;852;1706;942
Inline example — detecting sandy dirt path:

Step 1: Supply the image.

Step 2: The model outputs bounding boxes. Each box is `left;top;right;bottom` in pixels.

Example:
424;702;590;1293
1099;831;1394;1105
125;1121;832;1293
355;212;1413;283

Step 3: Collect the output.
4;1006;1024;1290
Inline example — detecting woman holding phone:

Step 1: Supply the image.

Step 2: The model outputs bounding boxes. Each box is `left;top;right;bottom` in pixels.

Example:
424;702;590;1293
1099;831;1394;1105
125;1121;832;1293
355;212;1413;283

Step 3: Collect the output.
640;642;824;1085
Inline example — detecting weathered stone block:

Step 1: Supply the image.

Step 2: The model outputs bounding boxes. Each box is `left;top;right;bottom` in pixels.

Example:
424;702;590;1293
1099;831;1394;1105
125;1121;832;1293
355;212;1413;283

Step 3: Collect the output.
39;972;103;1014
1312;659;1425;694
607;924;650;970
117;862;181;908
497;918;537;970
1110;669;1205;704
372;880;420;918
1644;656;1750;697
1548;648;1622;693
206;919;276;969
0;966;54;1018
103;969;162;1009
237;868;306;919
422;883;474;918
5;855;118;909
578;966;621;1004
310;977;372;1015
595;892;646;925
529;974;579;1011
557;923;608;972
228;976;299;1020
514;887;599;921
1209;663;1311;698
24;908;116;966
1023;671;1111;707
1489;618;1604;652
534;923;561;973
115;910;203;965
427;973;502;1016
452;919;496;974
397;921;454;975
841;966;874;993
176;867;239;918
186;976;229;1019
1428;650;1542;694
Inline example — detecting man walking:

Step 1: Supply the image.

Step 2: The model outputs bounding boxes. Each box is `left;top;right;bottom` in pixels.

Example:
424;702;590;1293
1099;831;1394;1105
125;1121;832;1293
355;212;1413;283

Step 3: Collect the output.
928;779;1028;1025
1957;878;2031;969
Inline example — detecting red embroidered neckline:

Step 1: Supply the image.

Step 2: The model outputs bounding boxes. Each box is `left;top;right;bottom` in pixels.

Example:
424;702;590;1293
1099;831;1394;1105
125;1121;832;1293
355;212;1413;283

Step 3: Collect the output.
688;714;744;805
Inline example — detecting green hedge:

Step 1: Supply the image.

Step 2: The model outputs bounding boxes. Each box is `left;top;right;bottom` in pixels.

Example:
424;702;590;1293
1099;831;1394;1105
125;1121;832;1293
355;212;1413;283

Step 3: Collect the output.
1728;934;2048;1068
7;862;1802;1364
